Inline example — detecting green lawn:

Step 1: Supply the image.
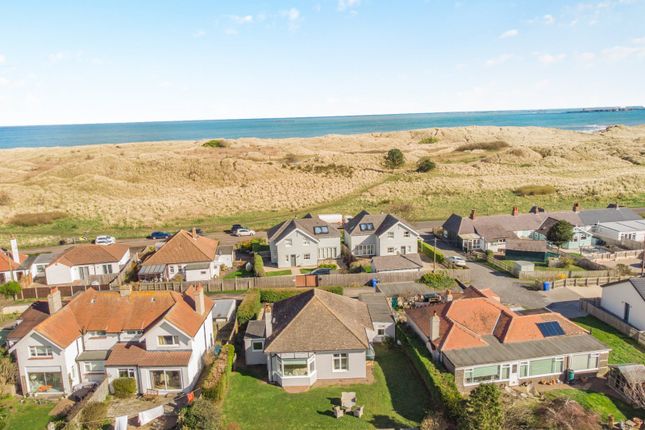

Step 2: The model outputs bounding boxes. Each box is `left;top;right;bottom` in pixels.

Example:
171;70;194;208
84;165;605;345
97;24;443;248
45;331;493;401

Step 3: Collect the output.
222;345;431;429
546;389;643;421
223;268;254;279
0;397;54;430
299;268;315;274
573;316;645;365
266;270;293;277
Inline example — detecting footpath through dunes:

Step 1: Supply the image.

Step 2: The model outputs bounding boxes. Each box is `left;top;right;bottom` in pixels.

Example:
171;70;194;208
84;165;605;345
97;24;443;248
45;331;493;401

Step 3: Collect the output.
0;125;644;240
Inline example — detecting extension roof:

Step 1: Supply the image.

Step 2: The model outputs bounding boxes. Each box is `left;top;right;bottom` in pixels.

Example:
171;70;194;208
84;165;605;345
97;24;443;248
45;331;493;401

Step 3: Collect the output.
142;230;218;265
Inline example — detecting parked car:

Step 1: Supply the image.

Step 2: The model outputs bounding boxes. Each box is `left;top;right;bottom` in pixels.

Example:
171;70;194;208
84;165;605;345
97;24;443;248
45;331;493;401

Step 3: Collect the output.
94;235;116;245
310;268;332;276
230;224;244;234
148;231;172;240
447;255;467;267
234;228;256;237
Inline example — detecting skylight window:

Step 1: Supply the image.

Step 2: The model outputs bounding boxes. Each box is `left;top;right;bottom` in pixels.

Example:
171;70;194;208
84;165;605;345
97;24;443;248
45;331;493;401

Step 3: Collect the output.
313;226;329;234
359;223;374;231
536;321;565;337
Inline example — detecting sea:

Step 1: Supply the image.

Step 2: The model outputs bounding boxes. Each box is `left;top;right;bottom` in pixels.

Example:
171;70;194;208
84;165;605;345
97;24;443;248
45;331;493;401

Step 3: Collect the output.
1;107;645;149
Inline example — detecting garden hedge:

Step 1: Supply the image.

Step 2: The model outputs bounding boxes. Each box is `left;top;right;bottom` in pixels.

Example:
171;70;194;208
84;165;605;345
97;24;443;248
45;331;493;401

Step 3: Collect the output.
236;289;261;325
112;377;136;398
418;241;446;264
259;287;344;303
253;253;265;277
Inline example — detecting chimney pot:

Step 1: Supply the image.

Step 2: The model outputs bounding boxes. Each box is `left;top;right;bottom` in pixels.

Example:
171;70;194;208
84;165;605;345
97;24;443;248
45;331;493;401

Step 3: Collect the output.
429;310;440;341
195;285;205;314
10;239;20;265
192;227;197;239
264;304;273;338
47;288;62;314
469;209;476;220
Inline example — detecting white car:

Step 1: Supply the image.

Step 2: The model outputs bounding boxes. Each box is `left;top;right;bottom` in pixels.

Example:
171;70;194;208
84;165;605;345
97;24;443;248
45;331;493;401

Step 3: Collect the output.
235;228;256;237
95;235;116;245
447;255;467;267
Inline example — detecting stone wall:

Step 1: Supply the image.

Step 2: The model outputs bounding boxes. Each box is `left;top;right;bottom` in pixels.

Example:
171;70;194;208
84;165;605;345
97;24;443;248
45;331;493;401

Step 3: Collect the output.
65;379;110;427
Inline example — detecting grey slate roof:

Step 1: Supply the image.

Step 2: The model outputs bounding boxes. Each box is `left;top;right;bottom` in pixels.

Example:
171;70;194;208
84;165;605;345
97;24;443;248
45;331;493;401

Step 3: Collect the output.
359;293;393;323
216;245;235;256
376;282;431;297
603;277;645;302
76;349;111;361
212;299;236;320
267;216;340;243
371;254;423;272
345;211;418;237
443;334;609;368
18;252;56;271
244;320;266;339
578;207;641;225
505;239;547;253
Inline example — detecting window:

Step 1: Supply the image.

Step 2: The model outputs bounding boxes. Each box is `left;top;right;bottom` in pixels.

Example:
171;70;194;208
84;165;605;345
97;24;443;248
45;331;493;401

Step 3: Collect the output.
302;239;309;245
377;328;385;336
314;226;329;235
359;223;374;231
464;364;500;384
87;330;106;338
169;266;175;274
309;360;316;373
28;371;63;393
29;345;53;358
102;264;113;274
355;244;375;256
285;239;293;247
282;359;309;377
151;370;182;390
83;361;105;373
501;364;510;380
304;254;311;260
387;247;395;253
333;353;348;372
158;335;179;346
387;232;394;239
519;361;529;378
252;341;264;351
403;231;410;238
570;353;600;371
118;368;136;378
529;357;563;377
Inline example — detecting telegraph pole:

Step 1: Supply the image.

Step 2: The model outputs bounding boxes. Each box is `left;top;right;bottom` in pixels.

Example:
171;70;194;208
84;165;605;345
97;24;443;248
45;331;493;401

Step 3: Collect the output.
433;236;437;272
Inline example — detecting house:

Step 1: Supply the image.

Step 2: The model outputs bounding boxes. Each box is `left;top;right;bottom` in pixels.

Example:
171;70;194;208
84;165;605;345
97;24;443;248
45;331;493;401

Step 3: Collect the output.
371;253;423;274
7;285;214;396
359;293;396;342
600;278;645;331
504;239;549;263
345;211;419;258
267;215;341;268
138;229;231;281
0;239;29;284
530;216;593;250
592;220;645;248
243;289;374;388
405;286;609;392
44;244;131;286
20;253;55;282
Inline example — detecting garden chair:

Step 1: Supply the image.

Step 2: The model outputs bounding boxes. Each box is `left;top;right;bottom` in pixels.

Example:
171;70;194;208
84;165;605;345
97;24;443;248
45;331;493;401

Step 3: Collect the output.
341;391;356;411
353;405;364;418
333;406;344;418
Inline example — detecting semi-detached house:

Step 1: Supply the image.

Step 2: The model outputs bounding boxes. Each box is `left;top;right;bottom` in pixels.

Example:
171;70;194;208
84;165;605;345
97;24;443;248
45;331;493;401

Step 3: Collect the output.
344;211;419;258
7;285;214;396
45;244;131;286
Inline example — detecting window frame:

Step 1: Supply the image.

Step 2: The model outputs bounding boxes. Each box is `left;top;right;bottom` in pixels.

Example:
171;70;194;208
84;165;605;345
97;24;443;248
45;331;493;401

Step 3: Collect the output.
118;368;136;379
28;345;53;358
150;369;182;391
83;361;105;373
332;353;349;372
157;335;180;347
251;340;264;351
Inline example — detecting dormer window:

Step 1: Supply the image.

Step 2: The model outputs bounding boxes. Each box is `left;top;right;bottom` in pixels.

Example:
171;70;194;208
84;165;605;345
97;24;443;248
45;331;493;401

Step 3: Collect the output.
313;226;329;235
359;223;374;232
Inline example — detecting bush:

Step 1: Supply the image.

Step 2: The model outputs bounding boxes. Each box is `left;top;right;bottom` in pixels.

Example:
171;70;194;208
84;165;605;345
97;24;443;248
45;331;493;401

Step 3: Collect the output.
547;220;574;247
416;157;436;173
0;354;16;385
419;136;439;144
112;377;136;398
513;184;556;196
236;289;261;325
179;398;221;430
79;402;108;430
253;253;265;277
418;241;446;264
419;272;455;290
0;281;21;298
349;261;371;273
202;139;229;148
456;141;509;151
317;263;337;269
259;287;343;303
9;211;67;227
461;384;504;430
236;238;266;253
384;148;405;169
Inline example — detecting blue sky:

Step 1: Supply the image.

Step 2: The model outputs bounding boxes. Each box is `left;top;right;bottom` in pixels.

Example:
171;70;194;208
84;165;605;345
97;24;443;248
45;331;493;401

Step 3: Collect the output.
0;0;644;126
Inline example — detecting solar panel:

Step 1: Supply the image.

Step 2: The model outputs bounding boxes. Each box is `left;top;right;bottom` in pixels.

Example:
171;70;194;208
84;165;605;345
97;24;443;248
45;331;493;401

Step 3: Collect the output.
536;321;565;337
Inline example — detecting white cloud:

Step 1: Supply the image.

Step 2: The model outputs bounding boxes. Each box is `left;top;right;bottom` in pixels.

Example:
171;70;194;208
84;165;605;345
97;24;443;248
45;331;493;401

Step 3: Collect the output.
0;54;5;64
0;76;9;87
485;53;513;66
601;45;645;61
281;8;302;31
499;29;519;39
543;14;555;25
535;53;566;64
338;0;360;12
230;15;254;24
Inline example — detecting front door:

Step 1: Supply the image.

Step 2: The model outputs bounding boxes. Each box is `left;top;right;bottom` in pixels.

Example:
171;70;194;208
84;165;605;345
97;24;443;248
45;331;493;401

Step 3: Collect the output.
290;255;297;266
400;246;407;255
509;363;520;386
624;303;631;323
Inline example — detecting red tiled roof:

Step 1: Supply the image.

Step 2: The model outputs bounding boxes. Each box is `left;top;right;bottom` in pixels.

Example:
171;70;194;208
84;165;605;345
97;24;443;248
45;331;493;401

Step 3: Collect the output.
0;250;28;272
105;342;192;367
50;244;130;267
142;230;218;266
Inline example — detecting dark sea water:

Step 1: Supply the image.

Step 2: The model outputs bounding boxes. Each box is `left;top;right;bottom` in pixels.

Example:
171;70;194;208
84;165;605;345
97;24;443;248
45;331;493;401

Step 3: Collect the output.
1;108;645;149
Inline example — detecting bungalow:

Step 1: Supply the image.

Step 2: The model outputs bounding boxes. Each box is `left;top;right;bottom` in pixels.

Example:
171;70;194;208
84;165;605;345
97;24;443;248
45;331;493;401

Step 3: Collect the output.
345;211;419;258
0;239;29;284
139;229;232;281
405;287;609;392
371;253;423;274
600;278;645;331
267;215;341;268
44;244;131;286
243;289;374;388
7;285;214;396
592;220;645;247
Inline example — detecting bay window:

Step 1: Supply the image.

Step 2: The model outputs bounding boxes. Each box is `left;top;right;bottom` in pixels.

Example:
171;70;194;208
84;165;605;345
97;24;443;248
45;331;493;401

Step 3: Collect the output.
276;355;316;378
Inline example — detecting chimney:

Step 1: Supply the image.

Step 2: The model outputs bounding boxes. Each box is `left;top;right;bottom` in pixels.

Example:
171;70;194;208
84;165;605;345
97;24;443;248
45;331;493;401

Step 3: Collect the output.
195;285;205;315
119;284;132;297
47;288;62;314
512;207;519;216
264;304;273;338
10;239;20;264
572;202;580;212
429;311;440;341
192;227;197;239
469;209;476;220
445;289;453;302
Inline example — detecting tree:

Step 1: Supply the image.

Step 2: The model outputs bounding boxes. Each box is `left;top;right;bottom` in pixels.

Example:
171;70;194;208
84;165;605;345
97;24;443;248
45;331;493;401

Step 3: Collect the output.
416;157;436;173
546;220;574;247
0;281;21;298
179;398;221;430
384;148;405;169
460;384;504;430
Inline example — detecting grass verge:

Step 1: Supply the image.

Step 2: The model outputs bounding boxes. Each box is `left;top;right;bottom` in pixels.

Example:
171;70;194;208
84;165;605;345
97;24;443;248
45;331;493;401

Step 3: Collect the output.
545;389;642;421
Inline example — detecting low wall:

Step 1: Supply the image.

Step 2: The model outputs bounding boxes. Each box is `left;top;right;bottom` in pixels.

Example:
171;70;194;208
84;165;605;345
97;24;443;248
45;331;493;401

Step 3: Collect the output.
580;299;645;347
65;379;110;427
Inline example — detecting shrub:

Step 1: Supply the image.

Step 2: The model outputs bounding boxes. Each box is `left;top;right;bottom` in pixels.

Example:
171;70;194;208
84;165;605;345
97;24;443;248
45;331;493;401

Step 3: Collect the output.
0;191;10;206
202;139;229;148
236;238;266;253
461;384;504;430
9;211;67;227
318;263;337;269
418;241;446;264
79;402;108;430
179;398;221;430
419;272;455;290
253;253;265;277
236;289;261;325
260;289;303;303
456;141;509;151
0;281;21;298
112;377;136;398
384;148;405;169
419;136;439;144
416;157;436;173
547;220;574;247
0;354;16;385
513;184;556;196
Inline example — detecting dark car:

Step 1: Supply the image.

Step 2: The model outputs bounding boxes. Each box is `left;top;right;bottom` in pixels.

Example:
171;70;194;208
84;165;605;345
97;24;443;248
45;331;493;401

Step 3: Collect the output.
148;231;171;240
231;224;244;233
310;268;332;276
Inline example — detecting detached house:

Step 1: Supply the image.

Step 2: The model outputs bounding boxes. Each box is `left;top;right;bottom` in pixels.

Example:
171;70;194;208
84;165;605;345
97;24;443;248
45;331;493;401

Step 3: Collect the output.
45;244;131;286
267;215;341;268
139;229;232;281
0;239;28;283
8;286;214;396
345;211;419;258
405;287;609;392
243;289;375;388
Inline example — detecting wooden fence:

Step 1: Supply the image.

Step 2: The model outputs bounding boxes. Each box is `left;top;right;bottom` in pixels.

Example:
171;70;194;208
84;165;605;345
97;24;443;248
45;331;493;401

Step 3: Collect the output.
519;269;615;281
551;276;630;288
588;249;644;262
17;284;112;300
